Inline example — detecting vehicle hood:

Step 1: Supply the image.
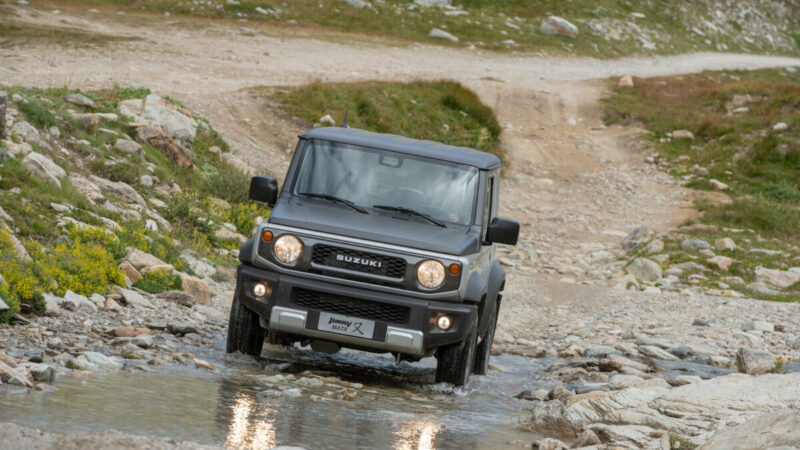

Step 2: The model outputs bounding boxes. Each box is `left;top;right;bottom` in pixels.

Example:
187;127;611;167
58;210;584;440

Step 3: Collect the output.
267;197;480;256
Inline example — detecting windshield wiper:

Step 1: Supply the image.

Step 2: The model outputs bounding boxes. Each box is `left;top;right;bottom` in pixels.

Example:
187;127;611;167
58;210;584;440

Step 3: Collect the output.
299;192;368;214
373;205;447;228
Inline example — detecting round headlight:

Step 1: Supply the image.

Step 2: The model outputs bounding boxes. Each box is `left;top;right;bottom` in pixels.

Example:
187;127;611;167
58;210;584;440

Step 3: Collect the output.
417;260;445;289
273;234;303;264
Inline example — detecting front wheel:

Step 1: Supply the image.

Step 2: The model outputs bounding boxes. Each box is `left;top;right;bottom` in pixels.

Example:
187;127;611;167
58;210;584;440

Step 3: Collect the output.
435;316;478;387
473;298;499;375
226;294;266;357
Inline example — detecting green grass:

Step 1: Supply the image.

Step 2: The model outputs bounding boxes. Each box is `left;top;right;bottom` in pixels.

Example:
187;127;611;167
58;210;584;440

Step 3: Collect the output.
22;0;800;57
0;84;268;322
605;68;800;302
133;268;182;294
269;80;503;159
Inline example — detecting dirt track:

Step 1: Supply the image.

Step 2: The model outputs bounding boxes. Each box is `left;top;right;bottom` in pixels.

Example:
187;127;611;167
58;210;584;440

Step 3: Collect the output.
3;4;800;341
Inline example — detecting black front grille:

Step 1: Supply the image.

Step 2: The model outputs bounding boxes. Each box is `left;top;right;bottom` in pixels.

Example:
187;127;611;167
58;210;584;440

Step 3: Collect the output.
311;245;406;278
294;288;410;324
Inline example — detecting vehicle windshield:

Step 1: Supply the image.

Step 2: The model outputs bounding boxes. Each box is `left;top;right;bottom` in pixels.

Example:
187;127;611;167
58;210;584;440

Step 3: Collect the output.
292;140;479;226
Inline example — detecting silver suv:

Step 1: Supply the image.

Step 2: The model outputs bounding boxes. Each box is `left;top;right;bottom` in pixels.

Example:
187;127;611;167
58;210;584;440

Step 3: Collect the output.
228;127;519;386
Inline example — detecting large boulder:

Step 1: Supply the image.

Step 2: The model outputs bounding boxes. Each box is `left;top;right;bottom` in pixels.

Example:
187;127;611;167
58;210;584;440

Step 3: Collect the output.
63;93;95;107
701;409;800;449
735;347;776;375
134;125;193;168
180;274;213;306
12;120;52;151
68;175;107;206
113;139;143;156
122;248;170;272
119;95;197;147
89;175;146;208
754;266;800;290
540;16;578;38
526;373;800;444
1;224;32;262
117;288;153;309
626;257;662;282
22;152;65;187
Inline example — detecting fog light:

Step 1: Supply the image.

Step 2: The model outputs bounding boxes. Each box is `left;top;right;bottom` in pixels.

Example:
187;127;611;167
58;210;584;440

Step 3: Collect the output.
252;282;271;298
436;315;452;331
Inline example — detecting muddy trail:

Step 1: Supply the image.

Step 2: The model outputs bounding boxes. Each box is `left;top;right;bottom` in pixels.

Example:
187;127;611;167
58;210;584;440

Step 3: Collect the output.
3;3;800;449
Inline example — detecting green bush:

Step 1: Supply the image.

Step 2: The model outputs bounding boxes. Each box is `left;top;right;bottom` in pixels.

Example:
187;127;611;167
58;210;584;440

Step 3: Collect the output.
133;267;182;294
19;98;57;129
202;163;250;204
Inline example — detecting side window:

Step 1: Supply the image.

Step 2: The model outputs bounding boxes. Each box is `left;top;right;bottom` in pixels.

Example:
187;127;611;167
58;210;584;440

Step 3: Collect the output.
483;176;495;236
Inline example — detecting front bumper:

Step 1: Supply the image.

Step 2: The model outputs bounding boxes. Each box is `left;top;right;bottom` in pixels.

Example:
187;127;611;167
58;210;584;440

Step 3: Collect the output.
236;264;476;356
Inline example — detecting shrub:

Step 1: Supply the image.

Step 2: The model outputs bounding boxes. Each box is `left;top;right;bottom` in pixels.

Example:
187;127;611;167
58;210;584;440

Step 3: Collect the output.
19;98;57;128
133;267;182;294
36;239;125;297
202;163;250;204
223;202;269;235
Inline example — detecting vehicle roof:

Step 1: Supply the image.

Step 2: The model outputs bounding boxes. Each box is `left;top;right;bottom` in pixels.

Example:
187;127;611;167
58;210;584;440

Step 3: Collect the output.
300;127;502;170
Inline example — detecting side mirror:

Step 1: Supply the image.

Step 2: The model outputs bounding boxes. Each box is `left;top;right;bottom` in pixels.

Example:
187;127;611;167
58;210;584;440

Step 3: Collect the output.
249;176;279;206
486;217;520;246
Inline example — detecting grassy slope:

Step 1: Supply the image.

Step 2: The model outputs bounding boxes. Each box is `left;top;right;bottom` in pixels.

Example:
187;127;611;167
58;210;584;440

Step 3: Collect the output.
18;0;800;56
0;86;268;321
604;68;800;301
268;80;503;159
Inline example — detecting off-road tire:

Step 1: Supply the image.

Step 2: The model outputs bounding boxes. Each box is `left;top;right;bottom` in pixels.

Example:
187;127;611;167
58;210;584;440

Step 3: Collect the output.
435;316;478;387
473;299;498;375
226;294;266;357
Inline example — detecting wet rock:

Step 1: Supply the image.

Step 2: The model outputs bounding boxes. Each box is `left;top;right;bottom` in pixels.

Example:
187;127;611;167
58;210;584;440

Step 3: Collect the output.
635;334;671;350
131;335;154;349
0;360;33;387
516;389;549;401
736;347;775;375
547;386;574;402
113;139;143;156
19;363;55;383
167;321;199;336
82;352;123;371
669;375;702;387
192;304;226;322
157;290;195;308
540;16;578;38
333;388;358;401
118;288;153;309
572;429;601;447
23;152;65;187
638;345;678;361
558;344;585;358
692;318;712;327
134;125;193;168
282;388;302;398
626;257;662;282
598;355;649;373
532;438;568;450
428;28;458;42
63;93;95;107
707;355;731;367
194;358;216;371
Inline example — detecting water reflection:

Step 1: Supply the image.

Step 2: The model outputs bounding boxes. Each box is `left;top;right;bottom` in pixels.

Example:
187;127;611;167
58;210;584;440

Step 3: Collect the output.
225;393;277;449
395;421;442;450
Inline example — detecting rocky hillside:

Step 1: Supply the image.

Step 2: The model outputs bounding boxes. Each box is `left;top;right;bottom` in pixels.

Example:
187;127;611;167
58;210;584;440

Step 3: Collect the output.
0;87;267;325
37;0;800;56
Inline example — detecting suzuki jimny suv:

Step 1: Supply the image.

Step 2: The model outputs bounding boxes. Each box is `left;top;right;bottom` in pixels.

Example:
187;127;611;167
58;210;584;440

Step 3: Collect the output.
227;127;519;386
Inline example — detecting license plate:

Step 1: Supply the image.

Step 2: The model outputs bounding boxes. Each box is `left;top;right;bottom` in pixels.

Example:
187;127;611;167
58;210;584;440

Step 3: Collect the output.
317;312;375;340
